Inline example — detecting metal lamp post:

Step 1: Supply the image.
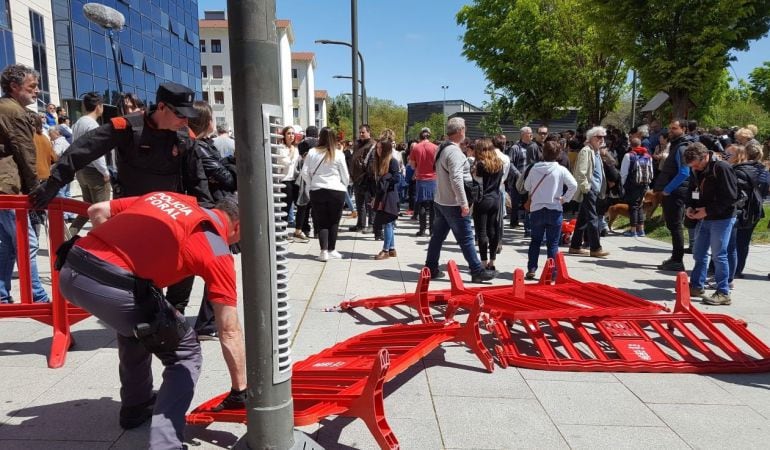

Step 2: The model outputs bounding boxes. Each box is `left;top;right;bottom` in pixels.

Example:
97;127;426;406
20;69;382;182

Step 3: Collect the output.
83;3;125;111
315;39;367;124
441;85;449;135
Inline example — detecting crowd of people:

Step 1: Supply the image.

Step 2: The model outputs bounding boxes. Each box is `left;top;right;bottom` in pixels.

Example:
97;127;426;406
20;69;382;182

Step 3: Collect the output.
3;58;770;449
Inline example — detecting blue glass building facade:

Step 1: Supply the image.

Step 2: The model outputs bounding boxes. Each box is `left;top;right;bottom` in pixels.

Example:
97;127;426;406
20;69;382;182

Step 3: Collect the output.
0;0;15;72
52;0;201;106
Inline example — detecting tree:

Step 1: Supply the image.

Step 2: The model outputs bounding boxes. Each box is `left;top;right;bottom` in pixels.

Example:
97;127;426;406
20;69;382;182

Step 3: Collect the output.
750;61;770;113
407;113;446;141
457;0;626;125
325;94;407;141
586;0;770;118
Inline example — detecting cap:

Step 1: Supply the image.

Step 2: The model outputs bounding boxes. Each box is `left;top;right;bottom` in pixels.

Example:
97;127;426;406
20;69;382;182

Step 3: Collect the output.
156;82;198;118
292;124;304;134
421;127;431;135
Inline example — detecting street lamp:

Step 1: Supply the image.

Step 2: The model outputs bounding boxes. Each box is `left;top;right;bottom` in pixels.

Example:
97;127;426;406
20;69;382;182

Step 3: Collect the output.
83;3;125;111
315;39;367;124
441;85;449;134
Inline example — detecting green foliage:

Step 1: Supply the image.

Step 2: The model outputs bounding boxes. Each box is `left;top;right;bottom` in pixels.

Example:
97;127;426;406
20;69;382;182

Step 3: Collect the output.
457;0;626;125
586;0;770;117
326;94;407;141
750;61;770;113
407;113;446;141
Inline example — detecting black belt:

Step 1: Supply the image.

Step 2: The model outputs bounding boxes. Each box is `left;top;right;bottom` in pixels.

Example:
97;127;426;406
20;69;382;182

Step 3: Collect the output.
65;246;151;295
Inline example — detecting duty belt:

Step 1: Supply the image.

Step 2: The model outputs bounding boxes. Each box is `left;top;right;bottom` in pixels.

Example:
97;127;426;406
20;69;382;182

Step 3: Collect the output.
65;246;153;297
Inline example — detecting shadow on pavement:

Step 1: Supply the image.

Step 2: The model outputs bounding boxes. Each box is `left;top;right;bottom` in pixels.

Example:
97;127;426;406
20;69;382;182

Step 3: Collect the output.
0;327;116;359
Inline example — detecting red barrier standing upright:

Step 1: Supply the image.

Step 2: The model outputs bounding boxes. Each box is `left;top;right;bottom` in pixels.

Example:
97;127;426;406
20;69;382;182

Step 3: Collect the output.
0;195;91;368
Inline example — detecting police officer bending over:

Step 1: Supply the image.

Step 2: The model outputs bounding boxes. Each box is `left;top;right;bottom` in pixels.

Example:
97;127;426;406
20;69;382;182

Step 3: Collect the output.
56;192;246;449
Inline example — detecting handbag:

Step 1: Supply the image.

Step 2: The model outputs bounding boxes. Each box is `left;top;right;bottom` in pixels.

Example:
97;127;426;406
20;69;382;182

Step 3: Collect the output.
296;158;323;206
523;173;548;212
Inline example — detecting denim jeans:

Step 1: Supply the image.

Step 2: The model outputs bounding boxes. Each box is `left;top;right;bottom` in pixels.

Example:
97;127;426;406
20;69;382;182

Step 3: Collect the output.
0;210;49;302
382;221;395;250
425;203;482;274
690;217;736;294
527;208;563;273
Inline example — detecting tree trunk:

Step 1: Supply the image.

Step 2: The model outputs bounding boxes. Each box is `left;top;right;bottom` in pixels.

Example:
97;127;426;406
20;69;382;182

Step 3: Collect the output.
669;89;691;119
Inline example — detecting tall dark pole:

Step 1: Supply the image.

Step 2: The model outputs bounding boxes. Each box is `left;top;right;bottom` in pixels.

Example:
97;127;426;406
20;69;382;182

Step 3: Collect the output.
316;41;367;125
227;1;294;449
351;0;359;135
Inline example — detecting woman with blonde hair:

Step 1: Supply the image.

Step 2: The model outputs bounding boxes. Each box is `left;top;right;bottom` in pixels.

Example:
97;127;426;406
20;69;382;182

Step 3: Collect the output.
301;127;350;261
731;142;769;278
372;138;401;260
472;138;504;271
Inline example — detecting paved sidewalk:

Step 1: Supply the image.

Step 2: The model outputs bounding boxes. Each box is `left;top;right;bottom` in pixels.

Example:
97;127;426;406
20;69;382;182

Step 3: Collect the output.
2;212;770;449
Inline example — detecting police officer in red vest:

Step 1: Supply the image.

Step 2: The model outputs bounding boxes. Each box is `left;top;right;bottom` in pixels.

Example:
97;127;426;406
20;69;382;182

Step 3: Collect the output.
56;192;245;449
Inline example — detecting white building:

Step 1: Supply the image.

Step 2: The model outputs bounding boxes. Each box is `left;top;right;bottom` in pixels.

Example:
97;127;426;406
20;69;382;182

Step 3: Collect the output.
199;12;323;132
314;90;327;129
2;1;60;108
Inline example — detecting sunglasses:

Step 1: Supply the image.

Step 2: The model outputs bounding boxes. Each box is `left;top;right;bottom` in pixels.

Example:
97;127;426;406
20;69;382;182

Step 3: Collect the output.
165;103;187;119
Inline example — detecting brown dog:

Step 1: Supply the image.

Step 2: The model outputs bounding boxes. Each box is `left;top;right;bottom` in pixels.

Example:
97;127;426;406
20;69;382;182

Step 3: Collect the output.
606;190;663;231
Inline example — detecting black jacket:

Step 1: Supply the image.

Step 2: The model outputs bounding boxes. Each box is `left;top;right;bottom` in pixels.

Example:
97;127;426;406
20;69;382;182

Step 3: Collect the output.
686;154;738;220
182;137;237;208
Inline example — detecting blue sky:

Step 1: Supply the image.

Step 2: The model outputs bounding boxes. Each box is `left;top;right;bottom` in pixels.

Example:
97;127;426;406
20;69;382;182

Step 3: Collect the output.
199;0;770;108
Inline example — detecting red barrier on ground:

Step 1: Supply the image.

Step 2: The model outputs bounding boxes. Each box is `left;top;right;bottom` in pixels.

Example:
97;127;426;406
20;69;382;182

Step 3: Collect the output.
187;296;493;449
0;195;91;368
489;272;770;373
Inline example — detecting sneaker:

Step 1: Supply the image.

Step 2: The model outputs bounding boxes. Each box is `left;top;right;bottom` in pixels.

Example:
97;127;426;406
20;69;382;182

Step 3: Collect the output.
658;259;685;272
600;229;608;237
637;230;646;237
33;297;50;303
374;250;389;260
388;249;397;257
622;231;637;237
318;250;329;262
328;250;343;259
362;226;373;234
568;247;588;255
197;331;219;341
429;268;444;279
293;231;309;243
471;269;496;283
120;394;156;429
589;249;610;258
702;291;731;306
212;388;247;412
525;271;537;280
689;286;705;298
415;230;426;237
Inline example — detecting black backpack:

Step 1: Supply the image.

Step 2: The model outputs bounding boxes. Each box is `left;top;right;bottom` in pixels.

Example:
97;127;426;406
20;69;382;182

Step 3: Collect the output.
734;164;765;230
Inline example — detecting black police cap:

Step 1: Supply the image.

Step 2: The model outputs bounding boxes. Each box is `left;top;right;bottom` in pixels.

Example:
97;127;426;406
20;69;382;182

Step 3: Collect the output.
156;82;198;118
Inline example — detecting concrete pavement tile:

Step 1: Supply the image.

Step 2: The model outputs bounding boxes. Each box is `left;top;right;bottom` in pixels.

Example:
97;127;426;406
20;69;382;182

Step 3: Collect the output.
434;396;568;449
527;380;663;426
426;363;534;399
0;366;73;425
708;373;770;419
0;390;122;441
649;403;770;448
614;373;741;405
517;368;618;383
558;424;689;449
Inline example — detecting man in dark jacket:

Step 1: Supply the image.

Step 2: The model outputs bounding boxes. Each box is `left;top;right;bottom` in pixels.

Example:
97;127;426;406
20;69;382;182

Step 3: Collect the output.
0;63;49;303
348;124;376;232
684;142;738;305
653;119;691;272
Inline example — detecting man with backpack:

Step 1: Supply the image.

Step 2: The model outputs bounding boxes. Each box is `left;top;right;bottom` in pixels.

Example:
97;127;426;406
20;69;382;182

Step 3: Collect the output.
731;142;768;278
620;137;654;237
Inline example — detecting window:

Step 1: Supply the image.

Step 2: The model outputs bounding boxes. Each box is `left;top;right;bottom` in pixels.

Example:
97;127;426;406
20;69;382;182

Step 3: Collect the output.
211;39;221;53
202;91;209;102
315;103;319;112
214;91;224;104
291;68;298;79
201;65;207;78
199;39;205;52
216;116;226;126
29;10;50;104
292;88;298;98
212;65;223;79
293;108;299;119
0;0;14;73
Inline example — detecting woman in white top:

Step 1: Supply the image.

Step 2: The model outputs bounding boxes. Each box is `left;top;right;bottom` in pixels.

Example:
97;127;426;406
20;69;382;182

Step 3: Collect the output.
277;126;301;230
301;127;350;261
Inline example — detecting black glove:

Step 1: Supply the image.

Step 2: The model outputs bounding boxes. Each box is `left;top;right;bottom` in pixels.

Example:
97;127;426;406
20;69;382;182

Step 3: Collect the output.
28;180;62;210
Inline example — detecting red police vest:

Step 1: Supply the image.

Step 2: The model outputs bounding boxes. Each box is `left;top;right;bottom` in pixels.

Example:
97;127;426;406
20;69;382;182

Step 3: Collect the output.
86;192;220;285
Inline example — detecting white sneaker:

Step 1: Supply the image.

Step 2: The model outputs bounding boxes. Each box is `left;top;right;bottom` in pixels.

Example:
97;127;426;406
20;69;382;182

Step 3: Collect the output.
328;250;343;259
317;250;329;262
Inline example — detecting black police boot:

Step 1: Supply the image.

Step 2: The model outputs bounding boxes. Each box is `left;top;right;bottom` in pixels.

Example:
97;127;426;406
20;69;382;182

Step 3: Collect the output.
120;394;156;429
212;388;247;412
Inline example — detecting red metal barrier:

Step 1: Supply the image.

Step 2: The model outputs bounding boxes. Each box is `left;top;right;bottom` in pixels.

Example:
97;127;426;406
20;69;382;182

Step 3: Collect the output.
0;195;91;368
187;296;493;449
488;272;770;373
